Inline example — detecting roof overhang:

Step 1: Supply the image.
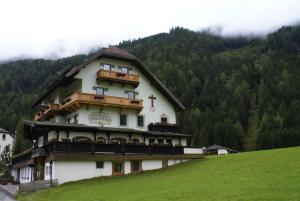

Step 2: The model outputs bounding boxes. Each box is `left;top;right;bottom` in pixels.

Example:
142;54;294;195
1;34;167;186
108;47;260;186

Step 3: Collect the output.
24;121;192;140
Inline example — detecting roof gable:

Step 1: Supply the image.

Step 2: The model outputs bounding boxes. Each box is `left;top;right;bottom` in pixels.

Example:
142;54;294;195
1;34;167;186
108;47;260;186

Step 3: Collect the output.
34;47;185;111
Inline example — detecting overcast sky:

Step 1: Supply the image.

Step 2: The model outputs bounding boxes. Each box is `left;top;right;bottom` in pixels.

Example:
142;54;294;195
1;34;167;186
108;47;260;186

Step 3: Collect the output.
0;0;300;61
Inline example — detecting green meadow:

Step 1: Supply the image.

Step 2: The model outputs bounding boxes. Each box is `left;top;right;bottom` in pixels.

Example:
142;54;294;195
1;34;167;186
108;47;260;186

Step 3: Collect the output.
18;147;300;201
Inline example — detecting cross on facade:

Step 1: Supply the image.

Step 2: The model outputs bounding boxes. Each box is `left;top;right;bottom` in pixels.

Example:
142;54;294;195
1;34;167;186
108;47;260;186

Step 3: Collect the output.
148;95;156;107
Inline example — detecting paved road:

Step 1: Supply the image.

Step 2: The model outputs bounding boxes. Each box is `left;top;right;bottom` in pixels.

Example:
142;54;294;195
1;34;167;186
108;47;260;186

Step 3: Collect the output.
0;189;15;201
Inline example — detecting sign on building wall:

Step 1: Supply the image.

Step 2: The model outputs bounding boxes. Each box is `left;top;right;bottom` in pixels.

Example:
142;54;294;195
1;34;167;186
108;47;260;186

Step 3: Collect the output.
89;112;111;125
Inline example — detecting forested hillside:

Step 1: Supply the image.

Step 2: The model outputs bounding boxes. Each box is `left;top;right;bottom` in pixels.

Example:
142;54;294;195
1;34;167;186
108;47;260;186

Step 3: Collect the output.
1;25;300;151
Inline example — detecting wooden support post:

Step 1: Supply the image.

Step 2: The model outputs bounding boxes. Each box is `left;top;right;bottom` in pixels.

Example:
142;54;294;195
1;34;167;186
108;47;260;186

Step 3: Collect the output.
92;133;96;154
56;131;59;141
107;133;111;143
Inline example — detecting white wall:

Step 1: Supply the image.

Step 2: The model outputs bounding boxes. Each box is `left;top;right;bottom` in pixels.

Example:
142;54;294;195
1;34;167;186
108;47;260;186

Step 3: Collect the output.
141;160;162;171
19;166;33;183
218;149;228;155
124;161;131;174
51;158;190;184
74;58;177;129
54;161;112;184
184;147;203;154
0;132;14;155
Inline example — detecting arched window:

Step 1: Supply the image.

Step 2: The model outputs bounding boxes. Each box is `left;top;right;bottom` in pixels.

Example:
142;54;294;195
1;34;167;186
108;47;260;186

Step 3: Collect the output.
110;137;127;144
96;137;106;144
131;138;140;144
72;136;93;143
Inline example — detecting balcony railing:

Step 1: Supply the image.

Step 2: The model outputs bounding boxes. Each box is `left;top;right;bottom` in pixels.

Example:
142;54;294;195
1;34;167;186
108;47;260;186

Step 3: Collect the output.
97;70;140;87
43;141;184;155
148;123;180;133
34;103;60;121
60;92;143;112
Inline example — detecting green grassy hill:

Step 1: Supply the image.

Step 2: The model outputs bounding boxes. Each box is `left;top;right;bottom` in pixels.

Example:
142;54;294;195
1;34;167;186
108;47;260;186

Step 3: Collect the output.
18;147;300;201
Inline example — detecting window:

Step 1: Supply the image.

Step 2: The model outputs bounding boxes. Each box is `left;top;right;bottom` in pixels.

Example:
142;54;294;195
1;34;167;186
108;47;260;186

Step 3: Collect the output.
161;117;168;124
132;138;140;144
131;161;141;172
96;161;104;169
103;64;111;71
96;87;104;95
113;162;123;173
2;134;6;140
127;91;135;99
149;138;155;145
120;66;129;74
96;137;106;144
157;138;164;145
110;138;127;144
45;166;51;176
74;115;78;124
120;114;127;126
137;115;144;127
72;136;93;143
166;139;172;145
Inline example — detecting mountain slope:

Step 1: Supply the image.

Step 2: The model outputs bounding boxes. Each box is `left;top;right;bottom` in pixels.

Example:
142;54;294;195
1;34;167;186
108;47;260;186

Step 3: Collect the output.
1;26;300;151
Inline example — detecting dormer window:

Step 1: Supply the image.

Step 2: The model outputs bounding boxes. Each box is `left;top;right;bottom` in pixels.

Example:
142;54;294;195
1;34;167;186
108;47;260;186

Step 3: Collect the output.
93;87;107;96
101;63;114;71
118;66;131;74
128;91;135;99
96;88;104;96
125;90;138;100
103;64;111;71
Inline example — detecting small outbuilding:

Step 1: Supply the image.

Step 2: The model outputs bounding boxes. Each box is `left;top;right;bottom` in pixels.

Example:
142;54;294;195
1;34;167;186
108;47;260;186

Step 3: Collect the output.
205;144;238;155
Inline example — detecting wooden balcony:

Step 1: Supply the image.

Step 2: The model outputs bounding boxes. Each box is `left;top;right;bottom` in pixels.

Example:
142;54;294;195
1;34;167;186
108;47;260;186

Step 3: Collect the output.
60;92;143;112
97;70;140;87
33;103;59;121
43;141;184;155
34;112;43;121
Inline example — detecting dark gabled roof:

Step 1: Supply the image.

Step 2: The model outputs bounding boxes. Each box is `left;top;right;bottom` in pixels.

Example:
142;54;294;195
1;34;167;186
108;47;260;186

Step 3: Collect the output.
33;47;185;111
0;127;9;133
24;121;192;140
206;144;238;153
0;127;15;138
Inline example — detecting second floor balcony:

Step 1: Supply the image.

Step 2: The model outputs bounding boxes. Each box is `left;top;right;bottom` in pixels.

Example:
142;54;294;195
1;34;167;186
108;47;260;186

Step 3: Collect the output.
97;70;140;87
34;103;60;121
60;92;143;112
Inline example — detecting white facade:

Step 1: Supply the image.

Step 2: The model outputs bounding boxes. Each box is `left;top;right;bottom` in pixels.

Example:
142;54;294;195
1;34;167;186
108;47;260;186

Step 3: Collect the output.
11;166;33;184
0;131;14;155
217;149;228;155
47;159;189;184
12;48;203;186
46;57;176;130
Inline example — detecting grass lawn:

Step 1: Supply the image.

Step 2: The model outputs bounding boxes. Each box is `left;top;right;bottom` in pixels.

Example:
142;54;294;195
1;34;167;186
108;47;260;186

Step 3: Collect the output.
18;147;300;201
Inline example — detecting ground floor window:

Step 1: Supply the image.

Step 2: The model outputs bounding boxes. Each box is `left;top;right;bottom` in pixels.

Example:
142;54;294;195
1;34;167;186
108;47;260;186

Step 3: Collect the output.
45;166;51;176
131;161;141;172
113;162;124;175
96;161;104;169
157;138;164;144
132;138;140;144
166;139;172;145
149;138;155;145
